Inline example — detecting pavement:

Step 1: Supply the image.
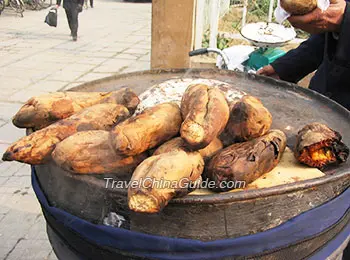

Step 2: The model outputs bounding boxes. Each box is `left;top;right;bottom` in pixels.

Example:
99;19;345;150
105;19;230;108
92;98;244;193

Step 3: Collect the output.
0;1;151;259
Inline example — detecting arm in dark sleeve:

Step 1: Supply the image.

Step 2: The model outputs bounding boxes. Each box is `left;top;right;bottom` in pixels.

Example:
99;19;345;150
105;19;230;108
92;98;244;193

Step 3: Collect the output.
270;34;325;83
56;0;62;6
333;2;350;67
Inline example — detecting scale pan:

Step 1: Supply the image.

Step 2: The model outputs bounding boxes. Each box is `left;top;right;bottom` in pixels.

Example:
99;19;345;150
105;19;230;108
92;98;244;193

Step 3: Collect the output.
241;22;296;48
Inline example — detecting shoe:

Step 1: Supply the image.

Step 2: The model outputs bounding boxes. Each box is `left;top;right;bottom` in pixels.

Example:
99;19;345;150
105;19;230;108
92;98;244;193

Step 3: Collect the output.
72;36;77;41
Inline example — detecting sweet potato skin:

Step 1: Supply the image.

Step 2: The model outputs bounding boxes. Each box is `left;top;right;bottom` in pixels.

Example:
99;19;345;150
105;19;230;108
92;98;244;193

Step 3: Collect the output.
153;137;223;161
294;123;349;168
2;104;130;165
280;0;317;15
52;131;147;174
12;88;139;130
180;84;229;150
206;130;287;192
224;95;272;144
128;150;204;213
111;102;182;156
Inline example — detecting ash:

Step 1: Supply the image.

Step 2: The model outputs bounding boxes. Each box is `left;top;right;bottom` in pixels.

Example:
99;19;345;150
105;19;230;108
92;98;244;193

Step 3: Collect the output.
134;78;246;115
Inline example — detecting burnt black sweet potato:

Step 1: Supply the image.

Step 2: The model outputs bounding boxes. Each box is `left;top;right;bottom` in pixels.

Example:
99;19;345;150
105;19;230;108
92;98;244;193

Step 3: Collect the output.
206;130;287;192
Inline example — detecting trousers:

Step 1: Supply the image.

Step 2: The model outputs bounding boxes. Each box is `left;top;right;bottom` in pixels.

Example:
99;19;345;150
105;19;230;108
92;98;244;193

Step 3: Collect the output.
64;6;79;37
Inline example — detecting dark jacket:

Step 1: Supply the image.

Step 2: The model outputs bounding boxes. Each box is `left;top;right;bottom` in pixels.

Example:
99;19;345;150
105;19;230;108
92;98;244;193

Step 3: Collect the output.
57;0;84;10
271;1;350;110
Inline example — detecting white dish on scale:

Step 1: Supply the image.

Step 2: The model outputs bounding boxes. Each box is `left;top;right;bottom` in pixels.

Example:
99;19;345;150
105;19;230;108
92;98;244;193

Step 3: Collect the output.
241;22;296;48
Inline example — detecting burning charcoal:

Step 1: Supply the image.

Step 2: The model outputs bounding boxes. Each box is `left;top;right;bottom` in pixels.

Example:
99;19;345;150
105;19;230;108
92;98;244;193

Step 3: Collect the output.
294;123;349;169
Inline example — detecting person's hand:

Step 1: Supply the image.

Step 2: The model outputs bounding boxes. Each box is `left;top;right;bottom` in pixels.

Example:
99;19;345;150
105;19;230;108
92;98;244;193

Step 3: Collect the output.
257;65;280;79
288;0;347;34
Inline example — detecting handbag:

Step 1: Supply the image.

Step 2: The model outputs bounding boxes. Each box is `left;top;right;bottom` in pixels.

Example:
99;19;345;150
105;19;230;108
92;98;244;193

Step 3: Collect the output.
45;7;58;27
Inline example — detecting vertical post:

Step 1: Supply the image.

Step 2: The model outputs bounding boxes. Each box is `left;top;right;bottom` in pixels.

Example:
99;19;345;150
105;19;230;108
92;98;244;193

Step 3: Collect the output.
242;0;248;28
195;0;205;50
268;0;275;23
209;0;220;49
151;0;196;69
220;0;231;16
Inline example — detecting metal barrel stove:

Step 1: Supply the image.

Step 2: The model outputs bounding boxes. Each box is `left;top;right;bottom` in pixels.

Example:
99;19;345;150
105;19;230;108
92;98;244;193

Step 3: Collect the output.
32;69;350;260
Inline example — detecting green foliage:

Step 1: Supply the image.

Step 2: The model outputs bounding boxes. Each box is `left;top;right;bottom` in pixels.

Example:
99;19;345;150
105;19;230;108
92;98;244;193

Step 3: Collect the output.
247;0;277;20
202;32;231;50
202;33;210;48
218;37;230;50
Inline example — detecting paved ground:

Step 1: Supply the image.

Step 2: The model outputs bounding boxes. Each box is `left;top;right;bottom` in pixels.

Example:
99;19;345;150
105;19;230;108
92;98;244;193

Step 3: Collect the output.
0;1;151;259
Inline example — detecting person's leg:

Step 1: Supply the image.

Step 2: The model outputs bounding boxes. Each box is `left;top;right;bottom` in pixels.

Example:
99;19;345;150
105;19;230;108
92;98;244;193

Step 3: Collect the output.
65;8;73;36
70;7;79;41
90;0;93;8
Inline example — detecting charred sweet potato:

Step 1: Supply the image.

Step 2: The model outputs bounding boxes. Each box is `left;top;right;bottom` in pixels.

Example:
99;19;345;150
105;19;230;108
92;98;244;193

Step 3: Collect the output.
52;131;147;174
128;150;204;213
153;137;223;161
280;0;317;15
180;84;229;150
12;88;139;130
2;104;130;165
224;95;272;143
111;102;182;156
294;123;349;168
206;130;287;192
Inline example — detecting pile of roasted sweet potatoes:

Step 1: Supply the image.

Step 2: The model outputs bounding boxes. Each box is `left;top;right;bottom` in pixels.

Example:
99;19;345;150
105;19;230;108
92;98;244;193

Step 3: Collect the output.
2;83;349;213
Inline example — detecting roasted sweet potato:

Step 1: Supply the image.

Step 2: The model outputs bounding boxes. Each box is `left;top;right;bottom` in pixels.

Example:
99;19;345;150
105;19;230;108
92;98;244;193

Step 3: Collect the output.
2;104;130;165
180;84;229;150
280;0;317;15
224;95;272;144
111;102;182;156
52;131;147;174
12;88;139;130
153;137;223;161
128;150;204;213
206;130;287;192
294;123;349;168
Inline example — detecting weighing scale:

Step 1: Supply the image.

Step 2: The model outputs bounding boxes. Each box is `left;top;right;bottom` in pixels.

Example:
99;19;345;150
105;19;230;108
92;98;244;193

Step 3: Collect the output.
241;22;296;71
190;0;296;72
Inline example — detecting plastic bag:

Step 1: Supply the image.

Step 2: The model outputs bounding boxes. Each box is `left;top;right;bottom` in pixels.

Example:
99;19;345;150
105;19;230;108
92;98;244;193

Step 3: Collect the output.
45;7;58;27
275;0;330;23
216;45;255;71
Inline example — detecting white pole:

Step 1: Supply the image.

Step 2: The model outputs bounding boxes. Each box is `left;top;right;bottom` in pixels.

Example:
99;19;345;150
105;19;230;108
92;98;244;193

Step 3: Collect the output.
242;0;248;28
195;0;205;49
268;0;275;23
209;0;220;49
